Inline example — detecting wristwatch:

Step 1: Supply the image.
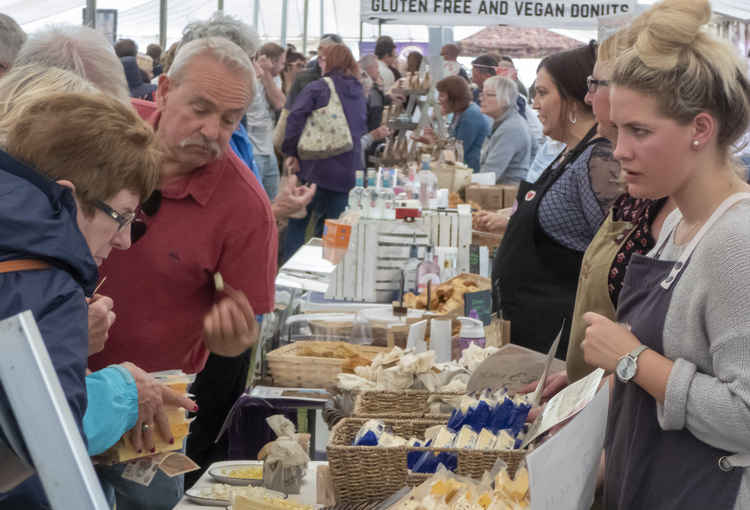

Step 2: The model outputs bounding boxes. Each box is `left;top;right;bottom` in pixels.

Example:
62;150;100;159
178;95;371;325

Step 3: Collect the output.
615;345;649;383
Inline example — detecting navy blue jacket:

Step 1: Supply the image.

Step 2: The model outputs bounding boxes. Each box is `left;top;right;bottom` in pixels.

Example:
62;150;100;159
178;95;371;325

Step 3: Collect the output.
282;71;367;193
0;150;97;508
121;56;157;101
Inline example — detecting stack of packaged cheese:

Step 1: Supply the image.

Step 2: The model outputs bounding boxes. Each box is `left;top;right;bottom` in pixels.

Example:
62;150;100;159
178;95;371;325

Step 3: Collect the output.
389;463;529;510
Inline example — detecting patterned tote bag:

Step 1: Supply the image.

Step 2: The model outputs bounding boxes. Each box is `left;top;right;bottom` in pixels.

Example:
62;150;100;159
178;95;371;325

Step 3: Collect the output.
297;77;354;160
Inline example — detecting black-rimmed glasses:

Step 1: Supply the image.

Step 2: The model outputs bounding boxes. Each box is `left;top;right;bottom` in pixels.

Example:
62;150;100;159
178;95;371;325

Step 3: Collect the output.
130;190;162;244
586;75;610;93
93;200;136;231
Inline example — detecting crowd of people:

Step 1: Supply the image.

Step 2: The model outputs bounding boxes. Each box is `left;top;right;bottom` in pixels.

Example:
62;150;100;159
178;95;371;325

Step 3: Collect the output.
0;0;749;508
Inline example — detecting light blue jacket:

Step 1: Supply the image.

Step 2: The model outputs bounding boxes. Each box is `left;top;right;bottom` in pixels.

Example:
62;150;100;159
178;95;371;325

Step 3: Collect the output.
479;107;532;184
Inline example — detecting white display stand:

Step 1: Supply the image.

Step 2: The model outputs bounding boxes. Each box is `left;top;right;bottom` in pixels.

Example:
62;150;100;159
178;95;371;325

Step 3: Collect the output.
0;311;109;509
326;209;472;303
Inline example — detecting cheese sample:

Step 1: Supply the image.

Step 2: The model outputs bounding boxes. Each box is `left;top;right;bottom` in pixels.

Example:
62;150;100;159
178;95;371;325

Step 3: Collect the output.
99;379;191;464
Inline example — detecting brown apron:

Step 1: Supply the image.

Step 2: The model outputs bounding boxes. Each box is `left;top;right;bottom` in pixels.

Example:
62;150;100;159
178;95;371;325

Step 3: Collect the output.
566;210;633;382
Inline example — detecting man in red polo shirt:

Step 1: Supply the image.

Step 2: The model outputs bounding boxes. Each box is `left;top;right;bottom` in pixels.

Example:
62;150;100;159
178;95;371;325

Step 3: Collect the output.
89;36;276;509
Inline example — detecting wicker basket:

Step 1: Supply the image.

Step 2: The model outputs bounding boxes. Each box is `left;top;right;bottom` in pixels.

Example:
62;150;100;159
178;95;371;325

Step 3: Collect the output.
353;390;460;419
327;417;527;505
266;341;387;388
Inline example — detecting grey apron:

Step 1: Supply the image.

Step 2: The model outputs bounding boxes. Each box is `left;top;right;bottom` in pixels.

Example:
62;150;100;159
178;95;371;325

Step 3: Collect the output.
604;194;750;509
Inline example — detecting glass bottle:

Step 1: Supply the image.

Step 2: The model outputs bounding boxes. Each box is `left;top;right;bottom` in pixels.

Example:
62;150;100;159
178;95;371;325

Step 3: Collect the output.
348;170;365;212
365;169;381;219
378;169;396;220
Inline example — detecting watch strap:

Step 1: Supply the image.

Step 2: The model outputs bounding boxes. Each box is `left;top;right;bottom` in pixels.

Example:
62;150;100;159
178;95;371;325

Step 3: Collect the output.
628;344;648;361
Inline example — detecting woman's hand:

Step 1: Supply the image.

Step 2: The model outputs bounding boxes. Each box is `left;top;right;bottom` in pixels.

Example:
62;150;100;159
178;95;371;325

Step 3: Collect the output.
475;209;512;233
518;370;569;422
86;294;115;356
120;362;196;453
581;312;642;372
411;126;436;145
285;156;300;174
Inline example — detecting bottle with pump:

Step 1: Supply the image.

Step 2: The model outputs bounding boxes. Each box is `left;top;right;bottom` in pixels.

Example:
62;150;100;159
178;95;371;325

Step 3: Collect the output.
348;170;365;212
365;168;381;219
378;168;396;220
416;245;440;294
404;233;420;293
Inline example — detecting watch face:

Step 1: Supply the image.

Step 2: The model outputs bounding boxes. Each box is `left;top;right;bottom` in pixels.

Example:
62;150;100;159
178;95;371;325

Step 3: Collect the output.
616;357;637;382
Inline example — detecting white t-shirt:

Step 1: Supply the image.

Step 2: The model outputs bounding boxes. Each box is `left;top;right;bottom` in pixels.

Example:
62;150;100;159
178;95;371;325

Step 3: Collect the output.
246;75;281;155
378;59;395;90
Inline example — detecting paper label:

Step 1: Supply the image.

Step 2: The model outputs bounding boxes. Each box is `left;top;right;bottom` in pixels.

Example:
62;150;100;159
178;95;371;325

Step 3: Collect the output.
522;368;605;448
121;457;161;486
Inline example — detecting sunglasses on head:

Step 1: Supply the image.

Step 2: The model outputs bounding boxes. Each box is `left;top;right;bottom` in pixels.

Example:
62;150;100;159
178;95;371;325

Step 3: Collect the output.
130;190;162;244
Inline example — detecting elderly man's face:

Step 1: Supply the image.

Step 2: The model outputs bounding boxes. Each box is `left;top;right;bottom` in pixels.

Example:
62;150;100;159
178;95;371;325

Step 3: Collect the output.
156;55;251;170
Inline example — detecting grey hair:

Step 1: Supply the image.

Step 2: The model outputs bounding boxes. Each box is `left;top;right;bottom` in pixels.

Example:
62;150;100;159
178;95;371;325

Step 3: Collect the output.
485;75;518;109
359;54;378;70
0;14;25;69
0;64;97;146
168;37;255;93
14;24;129;104
180;12;260;59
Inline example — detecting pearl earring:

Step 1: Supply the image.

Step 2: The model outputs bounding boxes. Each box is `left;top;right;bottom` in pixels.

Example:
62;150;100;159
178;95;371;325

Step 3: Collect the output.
692;140;699;148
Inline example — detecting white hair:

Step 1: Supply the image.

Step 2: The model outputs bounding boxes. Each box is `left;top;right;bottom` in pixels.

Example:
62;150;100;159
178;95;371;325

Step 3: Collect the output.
180;12;260;59
0;14;25;69
485;75;518;109
168;37;255;95
14;24;129;103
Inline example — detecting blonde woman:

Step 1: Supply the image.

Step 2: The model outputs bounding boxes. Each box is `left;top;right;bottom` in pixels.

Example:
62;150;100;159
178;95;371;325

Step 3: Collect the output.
580;0;750;507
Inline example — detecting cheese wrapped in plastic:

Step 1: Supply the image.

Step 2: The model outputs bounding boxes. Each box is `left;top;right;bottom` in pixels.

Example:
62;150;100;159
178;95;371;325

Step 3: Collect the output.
353;419;387;446
494;429;516;450
454;426;478;449
380;366;414;390
459;396;479;415
379;432;408;448
433;426;457;448
476;428;497;450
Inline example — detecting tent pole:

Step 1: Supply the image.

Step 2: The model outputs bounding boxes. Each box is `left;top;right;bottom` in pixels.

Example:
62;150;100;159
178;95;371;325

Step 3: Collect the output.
320;0;324;37
378;19;382;37
84;0;96;28
159;0;167;49
254;0;260;29
281;0;288;46
217;0;223;12
302;0;309;55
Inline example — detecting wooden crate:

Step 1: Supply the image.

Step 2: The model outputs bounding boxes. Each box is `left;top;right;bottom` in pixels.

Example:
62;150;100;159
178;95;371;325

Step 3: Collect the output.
266;341;388;388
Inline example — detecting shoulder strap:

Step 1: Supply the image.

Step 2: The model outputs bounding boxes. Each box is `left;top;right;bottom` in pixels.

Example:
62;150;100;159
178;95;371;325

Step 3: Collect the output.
660;192;750;289
0;260;52;274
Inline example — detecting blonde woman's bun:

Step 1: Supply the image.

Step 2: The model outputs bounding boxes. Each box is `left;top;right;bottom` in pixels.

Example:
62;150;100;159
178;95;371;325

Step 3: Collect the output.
633;0;711;69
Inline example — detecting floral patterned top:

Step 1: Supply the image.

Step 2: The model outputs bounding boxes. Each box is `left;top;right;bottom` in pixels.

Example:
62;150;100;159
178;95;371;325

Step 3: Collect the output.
608;194;668;305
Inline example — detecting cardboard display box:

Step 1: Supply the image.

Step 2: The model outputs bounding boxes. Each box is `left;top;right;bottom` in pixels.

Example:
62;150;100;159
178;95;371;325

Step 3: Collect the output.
465;184;519;211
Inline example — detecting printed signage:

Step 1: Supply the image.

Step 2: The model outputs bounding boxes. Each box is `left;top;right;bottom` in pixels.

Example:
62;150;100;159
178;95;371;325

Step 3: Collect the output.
361;0;637;29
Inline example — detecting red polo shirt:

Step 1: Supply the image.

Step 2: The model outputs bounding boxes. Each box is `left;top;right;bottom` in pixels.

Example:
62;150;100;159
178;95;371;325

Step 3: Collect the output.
88;99;277;374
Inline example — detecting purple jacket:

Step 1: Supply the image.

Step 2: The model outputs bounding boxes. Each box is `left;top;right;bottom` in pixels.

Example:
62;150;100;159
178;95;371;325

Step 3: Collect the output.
283;71;367;193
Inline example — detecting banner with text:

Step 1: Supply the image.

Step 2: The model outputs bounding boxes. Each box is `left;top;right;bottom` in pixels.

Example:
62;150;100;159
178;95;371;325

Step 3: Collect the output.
361;0;637;29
